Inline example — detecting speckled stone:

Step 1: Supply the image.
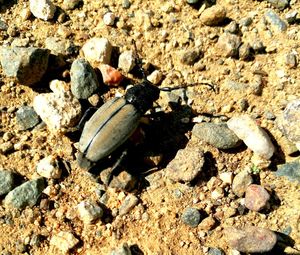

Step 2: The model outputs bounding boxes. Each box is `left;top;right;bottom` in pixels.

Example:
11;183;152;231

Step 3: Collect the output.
181;207;201;227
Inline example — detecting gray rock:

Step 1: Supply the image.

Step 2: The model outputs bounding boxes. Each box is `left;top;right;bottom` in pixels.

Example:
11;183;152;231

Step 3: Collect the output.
166;143;204;183
0;20;8;31
215;33;241;58
4;178;45;209
187;0;199;4
245;184;270;211
111;243;132;255
62;0;81;10
122;0;131;9
109;171;137;191
208;247;225;255
118;50;135;73
265;10;287;33
239;17;253;27
238;43;252;61
119;194;139;216
232;171;253;197
266;0;289;10
0;170;15;196
45;37;75;56
16;106;40;130
276;161;300;182
70;58;99;99
180;48;202;65
285;52;297;69
224;226;277;253
227;115;275;159
181;207;201;227
200;5;227;26
192;123;241;149
251;40;265;53
225;21;239;34
277;99;300;146
0;47;50;85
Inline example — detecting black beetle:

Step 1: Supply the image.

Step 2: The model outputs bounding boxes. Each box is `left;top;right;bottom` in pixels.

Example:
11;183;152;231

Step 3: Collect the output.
78;78;160;167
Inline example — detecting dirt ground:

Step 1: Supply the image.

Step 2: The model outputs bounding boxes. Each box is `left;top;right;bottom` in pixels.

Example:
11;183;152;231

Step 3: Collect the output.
0;0;300;254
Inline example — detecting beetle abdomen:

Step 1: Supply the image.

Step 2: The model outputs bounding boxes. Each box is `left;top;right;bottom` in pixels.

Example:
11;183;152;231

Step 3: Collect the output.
79;97;141;162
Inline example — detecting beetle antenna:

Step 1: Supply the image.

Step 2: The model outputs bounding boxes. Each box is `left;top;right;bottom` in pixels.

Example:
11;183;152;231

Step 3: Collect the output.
160;82;216;92
132;39;148;79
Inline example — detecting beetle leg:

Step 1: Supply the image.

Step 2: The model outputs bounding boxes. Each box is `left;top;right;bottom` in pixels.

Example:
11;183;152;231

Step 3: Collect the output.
106;149;128;185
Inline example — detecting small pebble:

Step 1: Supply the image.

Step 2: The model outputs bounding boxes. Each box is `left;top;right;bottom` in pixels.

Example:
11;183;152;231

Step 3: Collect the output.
109;171;137;191
119;194;139;216
62;0;81;10
29;0;56;21
200;5;227;26
215;33;241;58
0;20;8;31
285;52;297;69
265;9;287;33
111;243;132;255
36;155;62;179
4;178;45;209
227;115;275;159
224;226;277;253
50;231;79;253
70;58;99;99
245;184;270;211
219;172;233;185
181;207;201;228
211;187;224;200
198;216;216;231
192;123;241;149
118;50;135;73
180;48;202;65
225;21;239;34
187;0;199;4
103;12;116;26
0;170;15;195
266;0;289;10
239;17;252;27
147;70;163;85
276;161;300;182
232;171;253;197
238;43;252;61
122;0;131;9
0;47;50;86
0;141;14;154
208;247;225;255
77;200;103;224
16;106;40;130
166;142;204;183
82;37;112;65
98;64;123;86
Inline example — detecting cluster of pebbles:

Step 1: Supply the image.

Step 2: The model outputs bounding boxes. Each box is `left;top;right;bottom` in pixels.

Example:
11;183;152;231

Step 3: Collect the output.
0;0;300;254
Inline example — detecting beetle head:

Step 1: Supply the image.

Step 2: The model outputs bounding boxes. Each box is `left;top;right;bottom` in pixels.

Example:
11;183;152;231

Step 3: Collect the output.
125;79;160;113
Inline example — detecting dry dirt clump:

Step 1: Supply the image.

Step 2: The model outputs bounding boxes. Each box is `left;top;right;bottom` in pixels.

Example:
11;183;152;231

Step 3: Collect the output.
0;0;300;254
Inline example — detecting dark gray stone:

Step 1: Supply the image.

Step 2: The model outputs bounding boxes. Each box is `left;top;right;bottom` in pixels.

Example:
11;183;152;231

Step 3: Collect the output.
192;123;241;149
276;161;300;182
265;10;287;33
208;247;225;255
122;0;131;9
181;207;201;227
0;170;15;196
4;178;45;209
16;106;40;130
0;47;50;85
70;58;99;99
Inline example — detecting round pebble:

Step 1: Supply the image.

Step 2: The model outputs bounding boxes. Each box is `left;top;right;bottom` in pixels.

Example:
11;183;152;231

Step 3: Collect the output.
200;5;227;26
245;184;270;211
181;207;201;227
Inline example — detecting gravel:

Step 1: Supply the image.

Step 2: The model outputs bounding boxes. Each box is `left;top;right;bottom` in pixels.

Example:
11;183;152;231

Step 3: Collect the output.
70;58;99;99
0;47;50;85
4;178;45;209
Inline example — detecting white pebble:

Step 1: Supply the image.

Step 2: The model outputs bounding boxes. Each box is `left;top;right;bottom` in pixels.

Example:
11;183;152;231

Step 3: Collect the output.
36;155;62;179
219;172;233;185
82;37;112;65
77;201;103;224
50;231;79;253
118;50;135;73
227;115;275;159
29;0;56;21
33;80;81;133
147;70;163;85
103;12;116;26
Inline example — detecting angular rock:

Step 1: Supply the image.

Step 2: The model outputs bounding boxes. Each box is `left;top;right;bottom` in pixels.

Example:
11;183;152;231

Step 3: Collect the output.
181;207;201;228
77;200;103;224
118;50;135;73
36;155;62;179
147;70;163;85
111;243;132;255
0;47;50;85
70;58;99;99
277;99;300;149
180;48;202;65
227;115;275;159
16;106;40;130
276;161;300;182
109;171;137;191
4;178;45;209
98;64;123;86
29;0;56;21
119;194;139;216
224;226;277;253
245;184;270;211
238;43;252;61
166;143;204;183
265;9;287;33
45;37;75;56
33;80;82;133
285;10;298;24
82;37;112;65
215;33;241;58
200;5;227;26
232;171;253;197
192;123;241;149
266;0;289;10
0;170;15;196
50;231;79;253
